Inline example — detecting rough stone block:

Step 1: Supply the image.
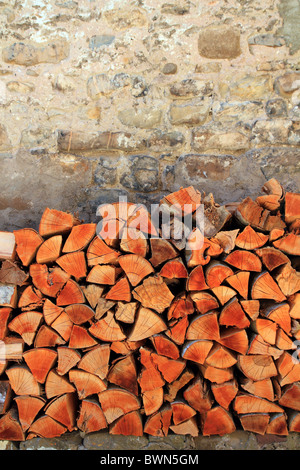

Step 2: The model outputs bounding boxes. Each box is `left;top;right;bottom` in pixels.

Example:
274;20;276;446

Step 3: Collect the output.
251;119;292;146
120;155;159;192
83;431;148;450
192;127;250;153
103;8;148;30
169;99;211;126
19;432;82;450
169;79;213;99
57;130;146;152
2;41;69;66
274;72;300;97
118;108;162;129
198;25;241;59
227;75;272;100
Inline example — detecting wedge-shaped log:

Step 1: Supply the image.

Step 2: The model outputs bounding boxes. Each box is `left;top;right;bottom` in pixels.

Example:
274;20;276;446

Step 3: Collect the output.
45;370;75;399
13;228;43;266
211;379;238;410
119;254;154;286
151;334;180;360
205;261;234;289
255;246;289;271
36;235;62;264
226;271;250;300
34;325;65;348
6;365;41;396
237;354;278;381
115;301;138;324
39;208;79;238
98;387;141;425
183;375;213;413
30;264;69;298
68;324;98;349
63;223;96;253
77;398;107;433
186;265;208;291
56;251;87;280
149;238;178;267
78;343;110;380
86;236;120;266
0;407;25;441
171;399;196;425
144;404;172;437
45;392;78;432
89;310;126;342
273;233;300;256
200;406;236;436
23;348;57;383
266;413;288;436
186;311;220;341
133;275;174;313
107;354;138;396
224;249;262;272
69;370;106;399
239;413;270;435
218;327;249;355
219;297;250;329
170;417;199;437
56;346;81;376
128;307;167;342
8;311;43;346
211;286;236;306
235;225;268;250
56;279;85;306
109;410;143;437
120;227;148;258
142;388;164;416
190;291;219;314
105;277;131;302
240;377;275;402
14;396;45;432
181;339;213;365
28;415;67;438
251;271;286;303
233;393;284;414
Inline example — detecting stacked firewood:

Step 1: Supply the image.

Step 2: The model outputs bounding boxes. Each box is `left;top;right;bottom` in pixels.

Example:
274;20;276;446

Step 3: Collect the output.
0;179;299;440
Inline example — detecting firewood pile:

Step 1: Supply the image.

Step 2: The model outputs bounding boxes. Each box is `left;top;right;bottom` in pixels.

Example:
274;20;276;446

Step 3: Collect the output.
0;179;299;440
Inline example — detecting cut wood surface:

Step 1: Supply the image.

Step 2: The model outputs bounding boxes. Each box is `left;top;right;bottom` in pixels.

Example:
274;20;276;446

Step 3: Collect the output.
0;180;299;440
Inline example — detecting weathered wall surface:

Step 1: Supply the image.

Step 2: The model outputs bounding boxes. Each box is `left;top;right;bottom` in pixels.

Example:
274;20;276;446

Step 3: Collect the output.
0;0;299;232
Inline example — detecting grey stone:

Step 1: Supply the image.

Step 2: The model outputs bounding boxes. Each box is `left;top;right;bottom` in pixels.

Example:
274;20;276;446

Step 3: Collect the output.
83;431;148;450
162;63;178;75
0;125;11;151
194;431;259;450
277;0;300;54
192;127;250;153
89;35;115;49
0;149;94;231
2;41;69;66
87;74;115;99
212;100;265;124
248;34;286;47
145;435;195;450
251;119;292;146
169;79;213;99
20;432;82;450
170;152;266;204
94;157;119;186
161;3;190;15
274;72;300;96
146;130;185;150
265;98;288;117
246;147;300;193
120;155;159;192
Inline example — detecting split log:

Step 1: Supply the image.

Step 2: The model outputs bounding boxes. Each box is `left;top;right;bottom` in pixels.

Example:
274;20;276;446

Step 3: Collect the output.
77;398;107;433
0;232;16;261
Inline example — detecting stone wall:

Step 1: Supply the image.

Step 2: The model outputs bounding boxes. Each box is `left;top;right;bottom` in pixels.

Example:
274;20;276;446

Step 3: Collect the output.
0;0;299;232
0;0;300;451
